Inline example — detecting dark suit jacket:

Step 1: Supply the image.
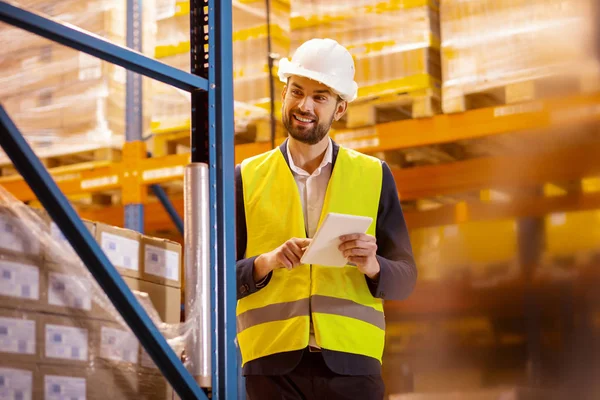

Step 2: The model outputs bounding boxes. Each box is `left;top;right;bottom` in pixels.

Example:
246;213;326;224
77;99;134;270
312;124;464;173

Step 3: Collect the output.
235;139;417;376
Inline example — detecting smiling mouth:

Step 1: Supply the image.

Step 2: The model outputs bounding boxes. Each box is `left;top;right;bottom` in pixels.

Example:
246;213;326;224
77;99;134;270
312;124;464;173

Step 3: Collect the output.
293;114;315;124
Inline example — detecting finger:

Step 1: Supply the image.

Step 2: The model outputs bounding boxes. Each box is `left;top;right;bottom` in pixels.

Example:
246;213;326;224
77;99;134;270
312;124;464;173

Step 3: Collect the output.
275;252;293;269
282;246;301;266
287;241;305;260
294;237;312;249
341;233;375;241
339;233;361;242
347;256;368;266
343;248;373;258
339;240;377;252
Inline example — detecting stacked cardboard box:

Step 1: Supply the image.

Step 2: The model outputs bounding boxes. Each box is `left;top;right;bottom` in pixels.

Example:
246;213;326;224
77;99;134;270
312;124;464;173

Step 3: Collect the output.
0;0;155;155
290;0;441;102
440;0;600;113
150;0;291;134
0;204;182;399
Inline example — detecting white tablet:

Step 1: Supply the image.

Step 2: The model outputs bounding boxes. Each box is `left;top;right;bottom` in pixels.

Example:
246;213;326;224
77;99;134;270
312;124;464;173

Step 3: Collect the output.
300;212;373;267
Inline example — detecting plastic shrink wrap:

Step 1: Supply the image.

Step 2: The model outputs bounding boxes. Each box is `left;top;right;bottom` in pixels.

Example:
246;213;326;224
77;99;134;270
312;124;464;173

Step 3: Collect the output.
150;0;290;138
440;0;600;113
0;184;202;399
0;0;156;165
291;0;441;102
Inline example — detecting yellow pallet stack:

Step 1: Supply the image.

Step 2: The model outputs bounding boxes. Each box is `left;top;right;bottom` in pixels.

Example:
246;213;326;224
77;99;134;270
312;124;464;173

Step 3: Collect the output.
440;0;600;114
291;0;442;126
542;210;600;268
150;0;290;142
410;219;519;283
0;0;156;158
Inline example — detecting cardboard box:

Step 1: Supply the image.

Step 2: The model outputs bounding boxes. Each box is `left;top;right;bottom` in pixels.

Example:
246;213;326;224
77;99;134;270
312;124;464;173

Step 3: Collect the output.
0;361;38;400
2;76;127;138
141;235;182;288
39;364;94;400
96;320;140;366
138;370;175;400
95;223;142;279
123;277;181;324
43;218;96;264
0;308;41;364
43;267;118;323
40;314;97;366
40;364;141;400
99;367;139;400
0;207;44;263
0;255;47;312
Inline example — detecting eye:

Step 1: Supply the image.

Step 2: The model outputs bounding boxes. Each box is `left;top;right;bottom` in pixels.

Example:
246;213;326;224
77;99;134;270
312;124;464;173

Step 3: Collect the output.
315;95;327;102
291;89;303;96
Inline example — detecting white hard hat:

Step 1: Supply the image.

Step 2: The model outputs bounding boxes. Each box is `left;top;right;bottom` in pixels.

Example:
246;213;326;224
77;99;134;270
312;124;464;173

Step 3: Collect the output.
278;38;358;102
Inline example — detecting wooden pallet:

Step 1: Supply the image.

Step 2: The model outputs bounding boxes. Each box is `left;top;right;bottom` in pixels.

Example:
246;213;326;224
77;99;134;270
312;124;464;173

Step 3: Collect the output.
0;147;122;177
333;86;442;130
443;68;600;114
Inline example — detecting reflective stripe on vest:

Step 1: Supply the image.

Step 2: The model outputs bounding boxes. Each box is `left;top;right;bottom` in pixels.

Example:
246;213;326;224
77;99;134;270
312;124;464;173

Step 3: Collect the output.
237;295;385;334
237;144;384;365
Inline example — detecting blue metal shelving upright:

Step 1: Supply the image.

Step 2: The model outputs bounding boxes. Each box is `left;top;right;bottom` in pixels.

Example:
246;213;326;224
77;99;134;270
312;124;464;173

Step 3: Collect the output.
0;1;238;399
124;0;145;233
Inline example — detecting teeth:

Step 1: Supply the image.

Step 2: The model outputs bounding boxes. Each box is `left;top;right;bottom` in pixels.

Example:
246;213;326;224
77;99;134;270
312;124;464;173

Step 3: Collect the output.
295;115;313;123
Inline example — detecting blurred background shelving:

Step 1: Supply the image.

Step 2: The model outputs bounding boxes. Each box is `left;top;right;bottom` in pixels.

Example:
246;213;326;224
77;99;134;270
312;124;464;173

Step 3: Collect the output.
1;0;600;398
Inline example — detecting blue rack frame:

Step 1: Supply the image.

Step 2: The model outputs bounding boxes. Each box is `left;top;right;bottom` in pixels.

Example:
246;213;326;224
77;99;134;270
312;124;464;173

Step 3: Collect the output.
0;1;237;399
124;0;145;233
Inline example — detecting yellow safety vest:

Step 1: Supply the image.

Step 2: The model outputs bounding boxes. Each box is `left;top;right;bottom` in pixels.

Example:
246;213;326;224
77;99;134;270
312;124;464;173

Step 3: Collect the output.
237;145;384;366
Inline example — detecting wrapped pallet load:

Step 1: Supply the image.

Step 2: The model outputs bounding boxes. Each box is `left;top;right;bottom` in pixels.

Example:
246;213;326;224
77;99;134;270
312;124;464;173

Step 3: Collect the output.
0;0;156;159
291;0;442;127
0;183;189;399
440;0;600;113
150;0;291;141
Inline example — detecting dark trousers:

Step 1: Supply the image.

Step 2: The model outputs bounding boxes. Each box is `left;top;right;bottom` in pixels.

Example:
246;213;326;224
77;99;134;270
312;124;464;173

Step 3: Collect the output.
245;351;385;400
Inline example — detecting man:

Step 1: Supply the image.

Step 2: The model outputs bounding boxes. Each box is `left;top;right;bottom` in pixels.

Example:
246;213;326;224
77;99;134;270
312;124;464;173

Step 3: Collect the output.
235;38;417;399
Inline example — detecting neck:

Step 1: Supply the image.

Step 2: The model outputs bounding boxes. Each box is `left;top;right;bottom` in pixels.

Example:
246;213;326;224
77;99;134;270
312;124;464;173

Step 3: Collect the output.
288;135;330;174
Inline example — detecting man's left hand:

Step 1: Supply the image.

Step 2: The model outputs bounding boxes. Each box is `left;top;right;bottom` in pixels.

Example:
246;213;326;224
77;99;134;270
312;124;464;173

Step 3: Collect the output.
338;233;380;280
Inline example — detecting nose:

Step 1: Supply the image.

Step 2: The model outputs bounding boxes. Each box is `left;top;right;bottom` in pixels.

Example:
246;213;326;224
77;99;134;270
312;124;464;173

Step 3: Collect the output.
297;96;314;113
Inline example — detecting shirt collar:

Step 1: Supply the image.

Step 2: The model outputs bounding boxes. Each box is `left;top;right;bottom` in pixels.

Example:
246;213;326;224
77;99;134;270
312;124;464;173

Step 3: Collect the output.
287;138;333;176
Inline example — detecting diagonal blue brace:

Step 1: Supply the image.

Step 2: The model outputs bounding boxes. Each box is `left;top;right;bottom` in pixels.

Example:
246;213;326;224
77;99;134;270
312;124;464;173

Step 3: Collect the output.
0;1;207;92
151;184;184;235
0;105;207;400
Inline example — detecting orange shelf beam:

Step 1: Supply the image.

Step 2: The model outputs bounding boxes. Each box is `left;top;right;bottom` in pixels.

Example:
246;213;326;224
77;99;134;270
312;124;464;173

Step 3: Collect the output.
2;93;599;203
330;93;600;153
392;142;600;201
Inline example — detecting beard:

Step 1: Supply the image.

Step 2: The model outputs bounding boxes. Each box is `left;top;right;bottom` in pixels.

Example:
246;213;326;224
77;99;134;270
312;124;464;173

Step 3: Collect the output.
282;108;334;145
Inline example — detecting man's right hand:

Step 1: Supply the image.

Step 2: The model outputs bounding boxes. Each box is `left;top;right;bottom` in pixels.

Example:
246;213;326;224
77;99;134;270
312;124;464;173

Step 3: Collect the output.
253;238;311;282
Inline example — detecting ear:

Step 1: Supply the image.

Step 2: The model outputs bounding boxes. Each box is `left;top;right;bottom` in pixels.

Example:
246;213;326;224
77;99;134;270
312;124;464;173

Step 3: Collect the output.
281;84;288;102
333;100;348;121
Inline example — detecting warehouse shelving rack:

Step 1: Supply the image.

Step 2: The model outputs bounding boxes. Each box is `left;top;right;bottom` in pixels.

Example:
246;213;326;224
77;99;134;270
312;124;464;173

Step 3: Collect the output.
0;0;237;399
1;92;599;232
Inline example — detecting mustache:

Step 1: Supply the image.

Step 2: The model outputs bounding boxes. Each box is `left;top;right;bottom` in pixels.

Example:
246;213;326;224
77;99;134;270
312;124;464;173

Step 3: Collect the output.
291;109;317;120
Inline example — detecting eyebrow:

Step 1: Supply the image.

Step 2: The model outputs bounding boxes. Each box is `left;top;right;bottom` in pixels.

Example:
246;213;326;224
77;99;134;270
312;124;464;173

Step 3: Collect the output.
290;82;332;96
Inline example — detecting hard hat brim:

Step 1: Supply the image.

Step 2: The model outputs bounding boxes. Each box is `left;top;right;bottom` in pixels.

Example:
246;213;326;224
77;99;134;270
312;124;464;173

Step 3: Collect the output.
277;57;358;102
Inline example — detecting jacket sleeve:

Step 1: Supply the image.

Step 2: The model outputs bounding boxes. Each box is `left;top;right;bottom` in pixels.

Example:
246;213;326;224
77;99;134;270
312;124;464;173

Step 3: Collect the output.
366;161;418;300
236;164;272;300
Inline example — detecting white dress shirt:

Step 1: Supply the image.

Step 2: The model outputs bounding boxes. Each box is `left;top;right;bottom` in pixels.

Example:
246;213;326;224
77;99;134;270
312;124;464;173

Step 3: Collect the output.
286;139;333;238
286;138;333;349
